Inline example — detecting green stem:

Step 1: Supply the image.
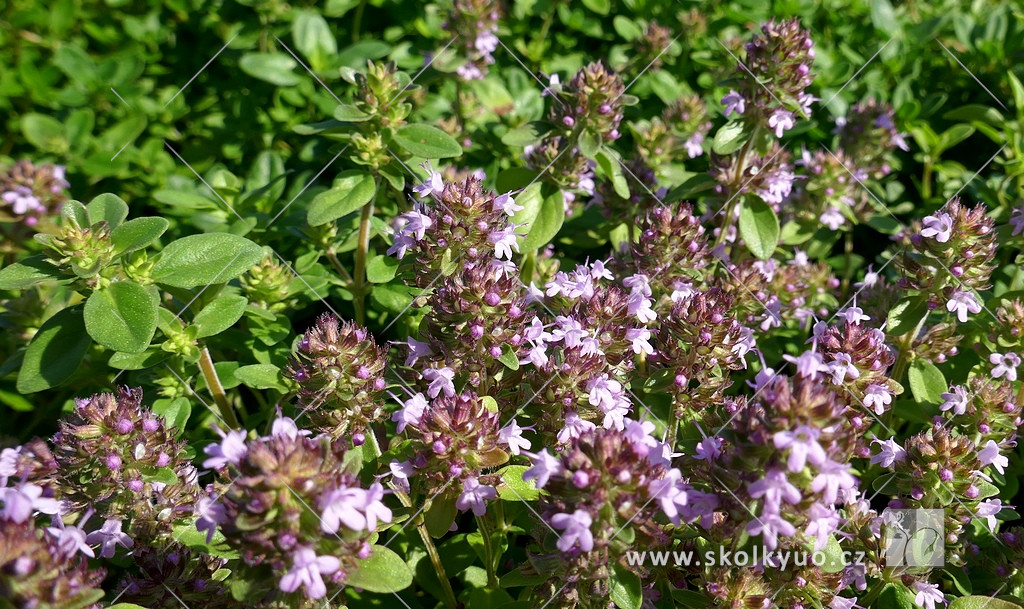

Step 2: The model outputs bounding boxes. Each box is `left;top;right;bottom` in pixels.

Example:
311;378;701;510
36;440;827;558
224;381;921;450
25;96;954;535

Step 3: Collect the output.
475;514;499;588
890;313;929;384
714;126;760;252
352;194;376;326
922;159;933;201
325;249;353;284
521;249;537;285
841;230;854;298
393;491;458;608
198;347;241;430
351;0;367;43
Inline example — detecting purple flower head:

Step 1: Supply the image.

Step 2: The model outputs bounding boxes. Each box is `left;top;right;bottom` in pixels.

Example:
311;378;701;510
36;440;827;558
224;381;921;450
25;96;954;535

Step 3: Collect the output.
388;460;414;493
0;481;61;523
455;476;496;516
648;468;690;525
271;415;310;441
939;385;969;416
978;440;1007;475
279;547;340;599
745;511;796;551
86;517;133;558
695;436;724;462
946;291;981;323
768;109;795;137
196;495;227;544
523;449;562;489
557;411;597;444
773;425;827;472
863;384;892;415
392;392;429;433
920;212;953;243
912;581;945;609
804;502;840;551
413;162;444;199
828;353;860;385
722;90;746;116
810;460;857;504
423;367;456;398
550;509;594;552
489;227;520;260
989;352;1021;381
782;350;829;378
319;485;369;533
498;419;532;456
749;469;801;510
202;429;248;470
870;437;906;468
492;192;523;216
47;514;95;559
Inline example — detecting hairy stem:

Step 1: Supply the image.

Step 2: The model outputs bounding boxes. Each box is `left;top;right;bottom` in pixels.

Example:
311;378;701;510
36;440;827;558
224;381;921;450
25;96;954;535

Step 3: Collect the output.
198;347;240;430
393;490;458;608
352;193;376;326
476;513;499;588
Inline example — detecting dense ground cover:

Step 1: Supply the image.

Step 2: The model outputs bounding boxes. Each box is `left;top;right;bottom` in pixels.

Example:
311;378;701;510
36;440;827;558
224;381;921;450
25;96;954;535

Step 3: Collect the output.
2;1;1024;608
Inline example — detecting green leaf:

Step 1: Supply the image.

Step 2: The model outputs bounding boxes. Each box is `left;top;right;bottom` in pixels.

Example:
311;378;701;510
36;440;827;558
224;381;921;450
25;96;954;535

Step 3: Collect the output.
712;120;749;155
520;190;565;252
878;583;919;609
86;193;129;229
887;296;929;336
107;349;168;370
193;295;248;338
0;255;63;290
908;359;947;405
238;52;301;86
17;306;90;393
110;217;170;253
424;491;458;538
581;0;610;15
333;104;372;122
578;129;601;158
152;397;191;435
738;197;780;260
594;149;630;199
0;388;34;412
392;124;463;158
307;171;376;226
497;344;520;370
496;465;540;501
21;113;67;152
233;364;284;391
609;564;642;609
292;10;337;62
346;545;414;593
171;521;239;560
501;122;547;147
366;255;399;283
84;281;159;353
151;234;263;288
61;200;90;229
949;597;1022;609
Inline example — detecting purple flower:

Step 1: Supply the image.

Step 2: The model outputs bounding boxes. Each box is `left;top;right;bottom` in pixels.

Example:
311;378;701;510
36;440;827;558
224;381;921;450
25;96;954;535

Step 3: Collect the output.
773;425;827;472
804;502;840;551
811;460;857;504
489;227;520;260
392;392;428;433
695;436;724;462
989;352;1021;381
946;291;981;323
586;374;631;430
840;306;870;325
976;498;1005;532
455;477;496;516
202;429;248;470
978;440;1008;475
627;292;656;323
920;212;953;243
625;327;654;355
423;367;456;398
498;419;532;456
749;469;802;510
550;509;594;552
319;486;369;532
362;482;392;530
0;446;19;478
0;481;61;523
820;207;845;230
745;511;796;551
768;109;796;137
279;547;340;599
870;437;906;468
389;460;414;493
722;90;745;116
1010;203;1024;236
523;449;562;488
46;514;95;559
828;353;860;385
623;418;660;457
413;162;444;198
492;192;523;215
557;411;596;443
86;518;133;558
684;133;704;158
863;384;892;415
403;337;433;366
196;496;227;544
271;415;310;441
939;385;969;416
648;469;689;525
783;350;829;378
912;581;945;609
